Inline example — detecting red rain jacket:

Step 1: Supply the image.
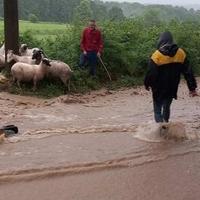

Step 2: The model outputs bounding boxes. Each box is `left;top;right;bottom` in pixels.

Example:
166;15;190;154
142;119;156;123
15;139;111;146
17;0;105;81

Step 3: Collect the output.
80;27;103;53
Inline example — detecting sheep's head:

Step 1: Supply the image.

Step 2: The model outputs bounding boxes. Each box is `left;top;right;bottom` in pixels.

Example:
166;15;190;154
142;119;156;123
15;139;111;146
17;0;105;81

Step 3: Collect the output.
42;58;51;67
32;49;44;61
20;44;28;52
6;50;14;62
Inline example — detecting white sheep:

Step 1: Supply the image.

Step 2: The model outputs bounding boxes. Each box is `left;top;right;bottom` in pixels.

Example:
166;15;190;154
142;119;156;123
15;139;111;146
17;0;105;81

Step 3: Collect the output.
0;54;5;70
7;50;36;64
19;44;40;57
32;50;73;93
49;60;73;92
11;58;51;91
0;43;5;55
0;43;6;70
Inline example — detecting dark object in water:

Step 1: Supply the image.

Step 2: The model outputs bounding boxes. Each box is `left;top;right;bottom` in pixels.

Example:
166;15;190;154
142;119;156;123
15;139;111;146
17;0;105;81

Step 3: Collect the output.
0;125;18;137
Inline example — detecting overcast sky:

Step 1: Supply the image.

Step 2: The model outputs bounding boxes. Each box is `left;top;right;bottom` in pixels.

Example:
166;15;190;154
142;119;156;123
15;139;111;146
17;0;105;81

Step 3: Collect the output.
102;0;200;5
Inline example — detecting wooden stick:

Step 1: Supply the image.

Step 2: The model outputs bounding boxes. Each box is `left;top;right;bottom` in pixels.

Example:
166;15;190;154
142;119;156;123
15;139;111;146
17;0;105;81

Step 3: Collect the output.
98;56;112;81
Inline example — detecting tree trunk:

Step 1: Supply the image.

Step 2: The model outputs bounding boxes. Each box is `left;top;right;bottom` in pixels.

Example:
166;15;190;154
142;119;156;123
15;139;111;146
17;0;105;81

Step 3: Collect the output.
4;0;19;56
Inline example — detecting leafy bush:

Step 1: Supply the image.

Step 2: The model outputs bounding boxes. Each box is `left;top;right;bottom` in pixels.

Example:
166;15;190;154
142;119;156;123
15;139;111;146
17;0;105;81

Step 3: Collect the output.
15;18;200;97
28;14;39;23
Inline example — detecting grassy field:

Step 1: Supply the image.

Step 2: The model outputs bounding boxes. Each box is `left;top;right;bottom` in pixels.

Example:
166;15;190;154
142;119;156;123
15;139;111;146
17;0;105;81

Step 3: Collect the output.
0;20;70;40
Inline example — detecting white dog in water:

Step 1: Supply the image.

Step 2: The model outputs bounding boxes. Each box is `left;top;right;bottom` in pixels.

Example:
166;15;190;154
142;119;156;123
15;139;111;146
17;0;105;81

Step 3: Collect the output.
134;121;187;142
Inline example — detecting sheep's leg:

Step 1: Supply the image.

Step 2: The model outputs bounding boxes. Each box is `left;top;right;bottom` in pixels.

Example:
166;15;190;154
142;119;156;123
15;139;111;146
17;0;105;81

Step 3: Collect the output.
70;81;76;91
60;77;68;94
63;84;68;94
33;83;37;91
9;76;16;87
67;79;71;92
17;80;22;90
12;76;16;83
17;80;23;95
33;79;37;91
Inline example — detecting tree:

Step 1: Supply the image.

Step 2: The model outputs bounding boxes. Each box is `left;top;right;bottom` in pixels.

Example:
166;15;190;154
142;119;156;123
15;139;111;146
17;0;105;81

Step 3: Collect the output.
143;9;162;26
108;7;125;21
91;1;108;22
4;0;19;55
73;0;92;25
28;13;39;23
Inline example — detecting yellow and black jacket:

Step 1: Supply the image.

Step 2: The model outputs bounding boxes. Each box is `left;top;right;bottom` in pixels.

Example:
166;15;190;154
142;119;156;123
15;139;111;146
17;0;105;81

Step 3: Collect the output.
144;44;197;100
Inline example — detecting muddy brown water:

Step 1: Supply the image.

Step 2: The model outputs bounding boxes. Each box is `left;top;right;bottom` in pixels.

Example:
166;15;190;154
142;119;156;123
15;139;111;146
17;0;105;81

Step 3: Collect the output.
0;80;200;199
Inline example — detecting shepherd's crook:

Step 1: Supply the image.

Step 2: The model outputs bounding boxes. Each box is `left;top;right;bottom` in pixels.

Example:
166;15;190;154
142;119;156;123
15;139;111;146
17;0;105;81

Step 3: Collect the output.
98;56;112;81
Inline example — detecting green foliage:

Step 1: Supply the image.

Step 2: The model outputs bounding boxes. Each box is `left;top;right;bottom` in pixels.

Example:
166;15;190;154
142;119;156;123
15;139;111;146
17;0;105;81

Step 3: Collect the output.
1;17;200;97
28;13;39;23
108;7;125;21
73;0;92;25
91;1;108;22
143;9;162;26
19;21;67;40
19;30;41;48
1;0;200;23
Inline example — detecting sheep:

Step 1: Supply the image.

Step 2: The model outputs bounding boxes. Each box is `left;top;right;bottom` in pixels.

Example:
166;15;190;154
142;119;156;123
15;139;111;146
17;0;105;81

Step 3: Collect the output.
48;60;73;93
0;43;5;55
7;50;36;64
0;54;5;70
19;44;40;57
11;58;51;91
0;43;6;70
32;50;73;93
30;49;45;64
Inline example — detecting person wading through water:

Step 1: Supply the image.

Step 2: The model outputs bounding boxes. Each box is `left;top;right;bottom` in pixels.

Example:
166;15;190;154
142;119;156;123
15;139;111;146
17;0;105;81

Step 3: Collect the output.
79;19;103;77
144;31;198;123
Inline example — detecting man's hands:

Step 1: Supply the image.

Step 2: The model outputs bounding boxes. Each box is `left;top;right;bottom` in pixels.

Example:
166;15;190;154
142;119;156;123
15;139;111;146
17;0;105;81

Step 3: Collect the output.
83;51;101;57
97;52;101;57
189;90;199;97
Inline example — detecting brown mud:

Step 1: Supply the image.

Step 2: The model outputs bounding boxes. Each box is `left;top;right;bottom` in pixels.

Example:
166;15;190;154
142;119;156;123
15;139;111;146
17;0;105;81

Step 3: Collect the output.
0;79;200;199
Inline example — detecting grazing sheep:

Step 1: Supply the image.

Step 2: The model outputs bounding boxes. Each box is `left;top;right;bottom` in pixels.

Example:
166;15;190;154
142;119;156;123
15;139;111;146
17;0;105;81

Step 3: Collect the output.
49;60;73;93
19;44;40;57
11;58;51;90
7;50;36;64
32;50;73;93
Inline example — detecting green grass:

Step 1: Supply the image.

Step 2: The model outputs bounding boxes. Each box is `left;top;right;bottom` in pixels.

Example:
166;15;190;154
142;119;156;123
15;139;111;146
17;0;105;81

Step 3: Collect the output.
0;20;70;40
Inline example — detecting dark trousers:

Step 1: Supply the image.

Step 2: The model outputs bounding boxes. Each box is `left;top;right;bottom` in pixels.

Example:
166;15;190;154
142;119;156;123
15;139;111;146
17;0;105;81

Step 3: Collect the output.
153;97;173;123
79;51;97;76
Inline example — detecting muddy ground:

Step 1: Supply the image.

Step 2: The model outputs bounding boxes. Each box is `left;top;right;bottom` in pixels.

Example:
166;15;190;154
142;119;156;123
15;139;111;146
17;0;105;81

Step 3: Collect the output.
0;79;200;200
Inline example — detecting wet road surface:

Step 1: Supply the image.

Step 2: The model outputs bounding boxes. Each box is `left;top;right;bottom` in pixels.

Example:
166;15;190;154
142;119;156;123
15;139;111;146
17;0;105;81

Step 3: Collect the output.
0;80;200;199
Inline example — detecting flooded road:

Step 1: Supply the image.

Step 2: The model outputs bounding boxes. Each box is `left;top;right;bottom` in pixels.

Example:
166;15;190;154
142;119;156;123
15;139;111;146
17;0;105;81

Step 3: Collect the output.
0;80;200;199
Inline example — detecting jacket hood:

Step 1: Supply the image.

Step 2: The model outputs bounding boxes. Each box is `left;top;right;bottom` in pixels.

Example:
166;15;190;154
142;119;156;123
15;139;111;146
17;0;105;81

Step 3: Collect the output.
157;31;178;57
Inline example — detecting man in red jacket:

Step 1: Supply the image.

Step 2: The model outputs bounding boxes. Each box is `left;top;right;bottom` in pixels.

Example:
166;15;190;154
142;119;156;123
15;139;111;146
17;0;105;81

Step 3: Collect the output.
79;20;103;76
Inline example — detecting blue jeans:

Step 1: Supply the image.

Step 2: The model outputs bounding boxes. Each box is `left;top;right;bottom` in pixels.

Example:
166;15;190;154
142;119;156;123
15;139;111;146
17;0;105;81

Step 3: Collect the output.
153;98;173;123
79;51;97;76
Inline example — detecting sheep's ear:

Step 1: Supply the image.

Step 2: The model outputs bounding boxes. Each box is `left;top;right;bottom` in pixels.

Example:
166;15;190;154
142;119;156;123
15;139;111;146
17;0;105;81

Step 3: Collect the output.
24;45;28;50
32;49;37;54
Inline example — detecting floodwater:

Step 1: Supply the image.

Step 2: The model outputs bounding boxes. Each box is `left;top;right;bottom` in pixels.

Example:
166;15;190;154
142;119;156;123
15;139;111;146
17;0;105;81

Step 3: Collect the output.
0;80;200;200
